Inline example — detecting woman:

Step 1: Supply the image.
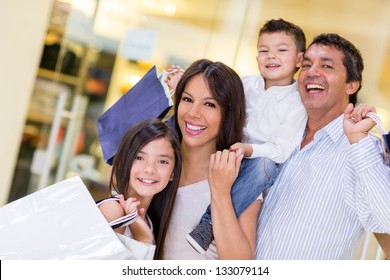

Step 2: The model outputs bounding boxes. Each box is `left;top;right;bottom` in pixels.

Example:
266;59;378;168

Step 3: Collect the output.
161;59;276;259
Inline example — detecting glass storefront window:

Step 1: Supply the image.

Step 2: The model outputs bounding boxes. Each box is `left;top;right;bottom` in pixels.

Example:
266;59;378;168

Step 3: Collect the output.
9;0;390;204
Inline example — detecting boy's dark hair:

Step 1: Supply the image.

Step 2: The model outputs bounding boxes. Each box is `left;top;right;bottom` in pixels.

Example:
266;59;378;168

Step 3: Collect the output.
309;33;364;105
259;18;306;53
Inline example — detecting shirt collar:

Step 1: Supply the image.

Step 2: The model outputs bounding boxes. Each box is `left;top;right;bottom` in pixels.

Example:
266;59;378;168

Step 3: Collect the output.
317;114;344;143
256;75;298;101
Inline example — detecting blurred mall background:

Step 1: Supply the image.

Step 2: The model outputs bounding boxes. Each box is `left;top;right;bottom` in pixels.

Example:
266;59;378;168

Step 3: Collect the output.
0;0;389;258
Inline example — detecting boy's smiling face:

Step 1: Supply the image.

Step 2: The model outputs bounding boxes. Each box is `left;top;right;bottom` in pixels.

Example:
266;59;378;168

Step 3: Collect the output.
257;32;303;89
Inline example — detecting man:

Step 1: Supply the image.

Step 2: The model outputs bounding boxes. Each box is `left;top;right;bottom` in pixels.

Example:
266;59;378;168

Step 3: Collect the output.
255;33;390;259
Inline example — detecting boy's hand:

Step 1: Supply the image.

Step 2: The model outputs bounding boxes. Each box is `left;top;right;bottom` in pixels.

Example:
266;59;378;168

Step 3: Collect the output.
230;142;253;157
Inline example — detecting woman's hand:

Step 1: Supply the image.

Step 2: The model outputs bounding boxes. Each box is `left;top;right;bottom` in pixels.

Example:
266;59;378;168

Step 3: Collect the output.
208;150;243;196
208;150;257;259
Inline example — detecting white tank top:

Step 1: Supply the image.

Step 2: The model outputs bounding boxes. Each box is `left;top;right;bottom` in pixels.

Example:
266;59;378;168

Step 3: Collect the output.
164;179;218;260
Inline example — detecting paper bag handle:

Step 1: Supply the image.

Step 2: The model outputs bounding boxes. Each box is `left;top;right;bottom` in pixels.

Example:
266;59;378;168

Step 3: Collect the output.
96;197;139;229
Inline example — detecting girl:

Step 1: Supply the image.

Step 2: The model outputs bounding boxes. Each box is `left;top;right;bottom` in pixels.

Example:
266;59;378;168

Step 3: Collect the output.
98;118;182;259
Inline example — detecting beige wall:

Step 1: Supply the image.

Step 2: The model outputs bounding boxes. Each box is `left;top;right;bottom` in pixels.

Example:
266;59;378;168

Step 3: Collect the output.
0;0;53;206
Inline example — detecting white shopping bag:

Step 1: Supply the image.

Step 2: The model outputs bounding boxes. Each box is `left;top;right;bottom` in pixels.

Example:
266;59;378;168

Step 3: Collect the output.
0;176;154;260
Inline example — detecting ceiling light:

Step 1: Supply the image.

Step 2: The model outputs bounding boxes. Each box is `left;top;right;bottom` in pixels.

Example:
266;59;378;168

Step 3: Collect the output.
164;3;176;16
129;75;141;86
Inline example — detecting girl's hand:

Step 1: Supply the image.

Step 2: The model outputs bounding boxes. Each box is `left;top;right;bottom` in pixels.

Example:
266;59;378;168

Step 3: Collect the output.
118;194;140;215
119;195;154;244
129;207;154;244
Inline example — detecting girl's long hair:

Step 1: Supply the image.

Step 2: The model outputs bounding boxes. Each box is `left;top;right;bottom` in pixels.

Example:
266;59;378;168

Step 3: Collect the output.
109;118;182;259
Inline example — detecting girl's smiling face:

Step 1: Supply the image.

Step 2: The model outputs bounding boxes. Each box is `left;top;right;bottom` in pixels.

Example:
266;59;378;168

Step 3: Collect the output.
129;137;175;199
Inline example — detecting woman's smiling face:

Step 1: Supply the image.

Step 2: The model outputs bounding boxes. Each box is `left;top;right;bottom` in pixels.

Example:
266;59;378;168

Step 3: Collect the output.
177;74;222;151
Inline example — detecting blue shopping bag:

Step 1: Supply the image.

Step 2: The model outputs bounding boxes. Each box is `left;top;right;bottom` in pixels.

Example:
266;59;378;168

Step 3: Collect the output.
97;66;172;165
384;133;390;153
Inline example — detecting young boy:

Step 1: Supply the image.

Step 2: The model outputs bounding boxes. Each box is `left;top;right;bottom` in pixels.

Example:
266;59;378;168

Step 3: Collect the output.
166;19;308;254
231;18;307;161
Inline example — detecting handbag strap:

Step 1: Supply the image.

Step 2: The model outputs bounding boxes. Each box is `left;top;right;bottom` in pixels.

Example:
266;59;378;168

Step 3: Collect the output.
367;112;390;152
96;196;138;229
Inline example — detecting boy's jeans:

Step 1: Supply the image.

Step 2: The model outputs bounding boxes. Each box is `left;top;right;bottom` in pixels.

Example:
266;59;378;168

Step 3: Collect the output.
200;157;278;223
